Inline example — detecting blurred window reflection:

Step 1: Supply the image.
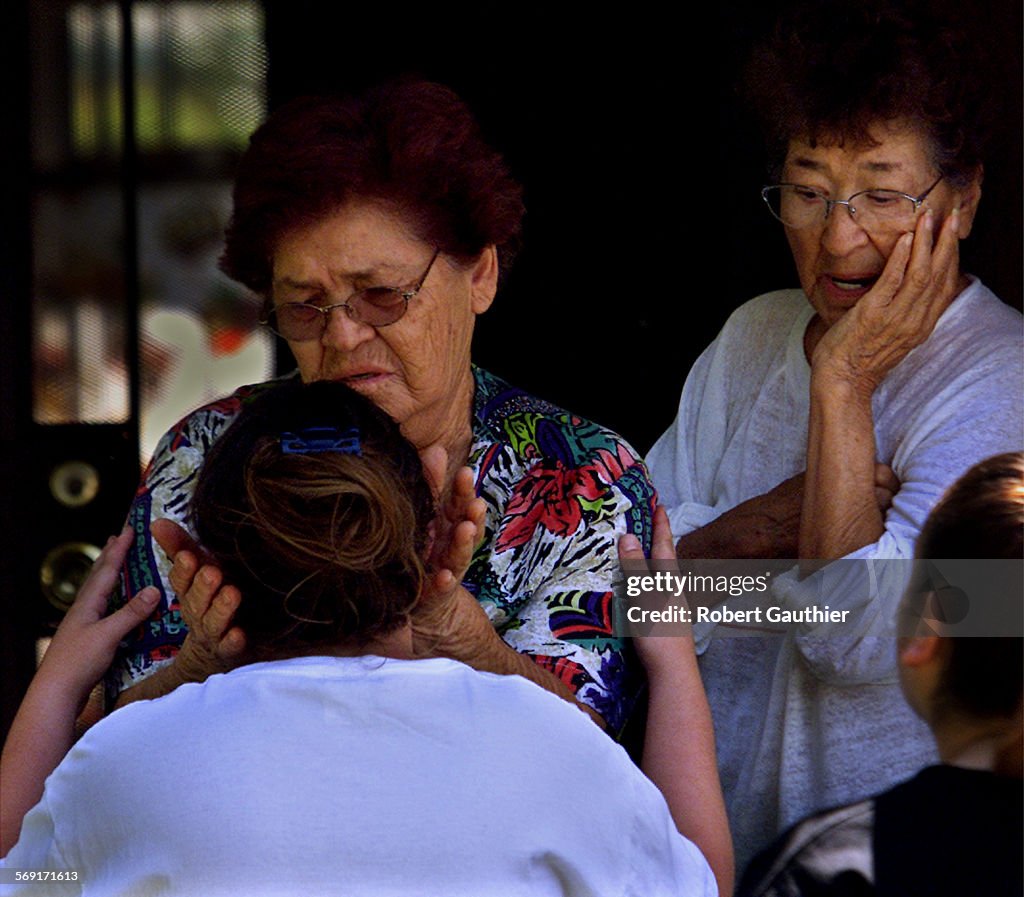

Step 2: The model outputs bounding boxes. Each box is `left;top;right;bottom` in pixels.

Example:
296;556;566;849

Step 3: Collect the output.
69;2;265;154
32;1;273;463
137;184;272;458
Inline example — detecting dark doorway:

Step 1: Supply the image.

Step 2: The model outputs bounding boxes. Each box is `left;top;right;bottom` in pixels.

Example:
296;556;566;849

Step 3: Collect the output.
263;0;1022;454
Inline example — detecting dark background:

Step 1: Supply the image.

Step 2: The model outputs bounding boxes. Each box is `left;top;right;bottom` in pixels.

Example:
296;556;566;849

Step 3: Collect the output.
264;0;1022;454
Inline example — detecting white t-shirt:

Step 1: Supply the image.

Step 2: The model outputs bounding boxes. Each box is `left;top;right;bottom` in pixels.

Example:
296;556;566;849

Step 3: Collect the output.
647;279;1024;870
2;656;715;897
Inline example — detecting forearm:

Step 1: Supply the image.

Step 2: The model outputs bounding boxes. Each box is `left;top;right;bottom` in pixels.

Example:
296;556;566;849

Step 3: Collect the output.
676;509;793;560
675;517;749;560
465;632;607;729
415;579;611;728
641;647;733;897
0;678;79;856
112;659;188;709
2;532;163;856
801;374;884;561
675;476;804;561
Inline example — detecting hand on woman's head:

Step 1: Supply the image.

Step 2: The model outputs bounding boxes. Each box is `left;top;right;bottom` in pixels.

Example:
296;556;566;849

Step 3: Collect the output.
418;443;485;588
151;519;246;684
39;529;161;703
190;380;435;658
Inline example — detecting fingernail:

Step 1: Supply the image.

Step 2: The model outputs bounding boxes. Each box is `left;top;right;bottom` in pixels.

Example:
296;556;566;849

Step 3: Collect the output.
139;586;160;605
201;567;216;585
952;206;961;237
620;534;641;551
924;209;935;232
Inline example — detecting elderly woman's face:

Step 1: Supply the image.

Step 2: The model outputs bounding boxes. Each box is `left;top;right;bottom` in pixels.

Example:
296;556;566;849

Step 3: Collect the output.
780;122;981;331
270;201;497;451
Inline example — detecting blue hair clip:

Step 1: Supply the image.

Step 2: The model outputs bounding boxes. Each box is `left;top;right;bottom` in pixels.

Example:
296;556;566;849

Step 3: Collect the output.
280;426;362;456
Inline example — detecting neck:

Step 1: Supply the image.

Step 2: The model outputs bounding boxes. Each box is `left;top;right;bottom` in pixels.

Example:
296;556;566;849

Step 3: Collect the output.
402;368;475;491
257;623;417;665
328;624;416;661
934;715;1023;777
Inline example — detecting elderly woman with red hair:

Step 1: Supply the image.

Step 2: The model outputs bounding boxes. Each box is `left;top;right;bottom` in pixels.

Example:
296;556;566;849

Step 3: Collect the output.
105;80;655;736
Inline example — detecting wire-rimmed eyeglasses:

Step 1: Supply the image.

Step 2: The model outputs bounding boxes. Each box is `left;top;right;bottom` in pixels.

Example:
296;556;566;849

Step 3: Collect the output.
261;249;441;341
761;176;943;231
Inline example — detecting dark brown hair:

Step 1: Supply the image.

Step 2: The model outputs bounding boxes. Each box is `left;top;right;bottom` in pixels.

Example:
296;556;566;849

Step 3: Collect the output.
915;452;1023;721
220;79;525;295
744;0;998;186
191;379;435;658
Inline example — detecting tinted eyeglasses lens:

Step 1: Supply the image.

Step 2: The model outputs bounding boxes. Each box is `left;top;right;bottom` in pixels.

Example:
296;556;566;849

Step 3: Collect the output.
350;288;408;326
270;305;323;340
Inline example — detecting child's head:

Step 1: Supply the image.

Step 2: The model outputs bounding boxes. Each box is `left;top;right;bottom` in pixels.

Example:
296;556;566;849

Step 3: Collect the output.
900;453;1023;740
191;379;435;659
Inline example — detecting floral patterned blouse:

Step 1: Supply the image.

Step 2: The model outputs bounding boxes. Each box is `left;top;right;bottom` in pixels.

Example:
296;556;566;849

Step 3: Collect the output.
108;366;655;733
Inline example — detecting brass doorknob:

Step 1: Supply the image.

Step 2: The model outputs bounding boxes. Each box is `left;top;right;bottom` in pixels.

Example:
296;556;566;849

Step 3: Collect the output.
49;461;101;508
